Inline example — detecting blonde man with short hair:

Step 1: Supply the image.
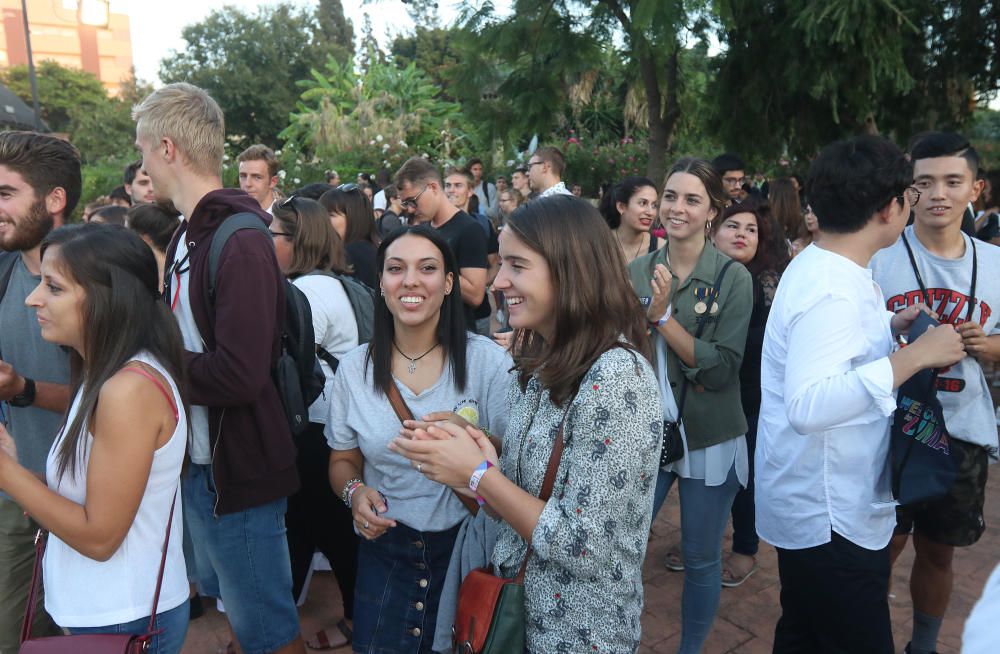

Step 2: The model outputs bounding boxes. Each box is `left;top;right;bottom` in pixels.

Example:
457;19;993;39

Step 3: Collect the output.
237;144;281;212
134;83;306;654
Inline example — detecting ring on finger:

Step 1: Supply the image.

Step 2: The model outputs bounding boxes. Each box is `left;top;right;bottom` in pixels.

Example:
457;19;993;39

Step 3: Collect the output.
417;462;423;473
363;520;369;529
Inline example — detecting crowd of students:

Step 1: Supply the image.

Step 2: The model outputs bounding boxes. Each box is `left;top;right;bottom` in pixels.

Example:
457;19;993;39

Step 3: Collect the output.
0;80;997;654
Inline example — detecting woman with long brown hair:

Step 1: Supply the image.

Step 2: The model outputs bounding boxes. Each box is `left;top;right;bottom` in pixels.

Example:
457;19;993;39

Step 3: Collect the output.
269;196;361;650
0;224;190;653
629;157;753;653
392;196;661;652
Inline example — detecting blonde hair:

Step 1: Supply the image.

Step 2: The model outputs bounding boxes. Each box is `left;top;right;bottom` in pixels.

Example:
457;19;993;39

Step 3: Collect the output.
132;83;225;176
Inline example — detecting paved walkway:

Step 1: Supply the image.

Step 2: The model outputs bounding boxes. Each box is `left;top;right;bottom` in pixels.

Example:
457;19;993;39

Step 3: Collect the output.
181;468;998;653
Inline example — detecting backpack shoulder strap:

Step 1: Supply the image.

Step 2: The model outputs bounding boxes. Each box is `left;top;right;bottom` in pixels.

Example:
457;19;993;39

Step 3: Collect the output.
207;212;272;301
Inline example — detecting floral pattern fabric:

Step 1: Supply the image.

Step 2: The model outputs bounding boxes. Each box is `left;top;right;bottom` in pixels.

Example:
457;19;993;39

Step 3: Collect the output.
491;347;662;653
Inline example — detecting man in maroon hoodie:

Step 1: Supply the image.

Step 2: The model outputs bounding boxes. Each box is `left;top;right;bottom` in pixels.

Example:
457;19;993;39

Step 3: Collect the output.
133;83;304;654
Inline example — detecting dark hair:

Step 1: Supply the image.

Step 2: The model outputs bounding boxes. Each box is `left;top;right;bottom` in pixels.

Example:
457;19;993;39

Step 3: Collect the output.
909;131;979;176
665;157;728;221
769;178;803;241
533;146;565;176
108;186;131;205
365;226;467;396
505;195;649;407
467;157;484;168
324;169;339;183
236;143;279;177
0;131;82;217
125;203;179;253
713;197;789;277
383;184;399;201
806;135;912;234
599;176;657;229
272;196;349;277
395;156;440;188
318;187;380;246
291;182;334;201
711;153;746;176
40;224;188;480
90;204;127;226
124;160;143;186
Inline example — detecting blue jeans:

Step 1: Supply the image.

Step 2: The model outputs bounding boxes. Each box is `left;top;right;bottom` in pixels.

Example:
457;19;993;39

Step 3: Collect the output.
183;464;300;654
652;464;741;654
353;521;460;654
68;601;189;654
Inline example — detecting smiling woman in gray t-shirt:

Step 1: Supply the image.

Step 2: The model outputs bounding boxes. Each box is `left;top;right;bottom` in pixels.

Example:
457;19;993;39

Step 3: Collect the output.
326;225;510;653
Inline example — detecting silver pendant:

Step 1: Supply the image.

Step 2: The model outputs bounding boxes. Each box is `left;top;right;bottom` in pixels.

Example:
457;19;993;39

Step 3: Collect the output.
408;360;416;374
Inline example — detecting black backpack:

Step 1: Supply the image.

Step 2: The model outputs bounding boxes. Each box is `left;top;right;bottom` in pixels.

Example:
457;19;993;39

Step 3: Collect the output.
304;270;375;373
0;251;17;305
206;213;325;436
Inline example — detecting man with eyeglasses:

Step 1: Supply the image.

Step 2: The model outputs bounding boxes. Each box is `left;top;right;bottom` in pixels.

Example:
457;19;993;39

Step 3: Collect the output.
756;135;966;654
870;132;1000;654
712;152;748;204
527;146;573;198
136;83;304;654
394;156;488;330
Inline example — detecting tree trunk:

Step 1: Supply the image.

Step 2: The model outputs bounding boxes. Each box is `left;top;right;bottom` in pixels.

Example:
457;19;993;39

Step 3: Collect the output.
639;43;680;185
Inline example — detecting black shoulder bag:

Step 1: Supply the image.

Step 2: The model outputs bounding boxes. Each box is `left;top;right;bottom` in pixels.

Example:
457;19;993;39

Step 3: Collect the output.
890;232;976;505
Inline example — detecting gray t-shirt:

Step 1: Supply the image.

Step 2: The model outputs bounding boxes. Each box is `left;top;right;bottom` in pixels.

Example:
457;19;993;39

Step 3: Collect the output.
870;226;1000;459
325;335;512;532
0;255;70;485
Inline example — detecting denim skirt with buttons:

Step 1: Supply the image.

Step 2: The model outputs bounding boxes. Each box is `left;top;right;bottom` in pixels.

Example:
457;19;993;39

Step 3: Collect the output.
353;520;461;654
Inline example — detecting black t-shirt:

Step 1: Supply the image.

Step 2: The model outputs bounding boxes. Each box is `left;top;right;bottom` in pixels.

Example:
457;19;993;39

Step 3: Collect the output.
435;210;488;329
378;210;402;237
473;218;500;322
345;240;378;289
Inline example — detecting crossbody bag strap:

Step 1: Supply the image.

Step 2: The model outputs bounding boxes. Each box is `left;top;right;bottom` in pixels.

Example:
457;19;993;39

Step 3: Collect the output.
19;488;178;643
385;382;480;516
674;258;736;421
901;232;932;307
513;404;572;583
146;488;178;633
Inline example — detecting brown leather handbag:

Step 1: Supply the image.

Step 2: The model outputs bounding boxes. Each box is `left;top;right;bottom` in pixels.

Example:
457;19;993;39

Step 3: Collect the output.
19;491;178;654
452;409;569;654
386;381;480;516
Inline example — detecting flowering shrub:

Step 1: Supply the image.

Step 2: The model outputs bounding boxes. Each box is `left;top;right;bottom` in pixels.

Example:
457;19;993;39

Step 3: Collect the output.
561;131;649;196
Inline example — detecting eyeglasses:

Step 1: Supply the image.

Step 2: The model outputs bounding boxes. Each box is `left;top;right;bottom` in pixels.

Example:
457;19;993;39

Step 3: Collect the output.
270;230;293;238
400;185;428;209
338;183;360;192
722;176;749;187
526;161;544;169
277;194;301;229
899;186;921;206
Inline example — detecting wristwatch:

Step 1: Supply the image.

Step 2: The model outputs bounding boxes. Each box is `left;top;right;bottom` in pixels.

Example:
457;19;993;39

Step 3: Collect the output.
10;377;36;408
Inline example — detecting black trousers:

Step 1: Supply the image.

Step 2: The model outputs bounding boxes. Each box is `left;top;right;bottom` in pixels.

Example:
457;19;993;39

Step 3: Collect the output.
286;421;359;618
773;532;893;654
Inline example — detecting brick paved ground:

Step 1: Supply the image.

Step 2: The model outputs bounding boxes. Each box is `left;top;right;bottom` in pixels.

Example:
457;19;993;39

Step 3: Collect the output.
181;470;998;654
183;376;1000;653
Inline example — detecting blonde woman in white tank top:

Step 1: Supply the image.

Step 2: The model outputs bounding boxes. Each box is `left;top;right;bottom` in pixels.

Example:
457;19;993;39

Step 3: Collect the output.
0;224;190;654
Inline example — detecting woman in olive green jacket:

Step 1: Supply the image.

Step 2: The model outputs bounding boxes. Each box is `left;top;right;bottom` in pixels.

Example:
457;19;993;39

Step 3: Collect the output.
628;157;753;654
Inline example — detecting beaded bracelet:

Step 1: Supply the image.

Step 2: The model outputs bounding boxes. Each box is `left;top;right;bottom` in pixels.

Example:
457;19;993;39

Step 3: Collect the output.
340;478;364;507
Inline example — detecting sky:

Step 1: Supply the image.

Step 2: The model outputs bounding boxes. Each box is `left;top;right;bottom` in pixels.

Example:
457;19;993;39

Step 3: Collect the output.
120;0;479;85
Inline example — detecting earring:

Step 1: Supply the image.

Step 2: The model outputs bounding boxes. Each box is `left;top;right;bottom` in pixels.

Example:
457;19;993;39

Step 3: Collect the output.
706;220;712;233
379;288;385;296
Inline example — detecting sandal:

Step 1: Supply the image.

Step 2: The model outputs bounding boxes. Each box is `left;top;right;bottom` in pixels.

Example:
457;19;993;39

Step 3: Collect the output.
721;554;758;588
664;544;684;571
307;619;353;651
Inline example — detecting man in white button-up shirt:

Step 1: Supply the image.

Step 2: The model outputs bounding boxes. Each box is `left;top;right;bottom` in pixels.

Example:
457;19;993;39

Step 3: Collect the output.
756;135;967;654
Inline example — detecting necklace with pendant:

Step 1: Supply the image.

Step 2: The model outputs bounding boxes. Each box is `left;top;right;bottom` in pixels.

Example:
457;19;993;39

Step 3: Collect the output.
393;341;440;374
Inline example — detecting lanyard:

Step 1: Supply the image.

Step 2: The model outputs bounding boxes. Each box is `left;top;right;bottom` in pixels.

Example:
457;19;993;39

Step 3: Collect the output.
901;232;978;323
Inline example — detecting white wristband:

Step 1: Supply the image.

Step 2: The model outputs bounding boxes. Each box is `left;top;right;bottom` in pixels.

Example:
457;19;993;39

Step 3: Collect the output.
651;304;672;327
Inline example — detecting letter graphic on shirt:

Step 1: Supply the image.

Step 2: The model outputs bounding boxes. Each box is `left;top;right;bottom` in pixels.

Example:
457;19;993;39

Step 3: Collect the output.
886;288;992;329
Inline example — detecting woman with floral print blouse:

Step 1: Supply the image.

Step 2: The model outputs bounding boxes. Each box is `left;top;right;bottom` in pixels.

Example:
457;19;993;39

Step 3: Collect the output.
392;195;662;653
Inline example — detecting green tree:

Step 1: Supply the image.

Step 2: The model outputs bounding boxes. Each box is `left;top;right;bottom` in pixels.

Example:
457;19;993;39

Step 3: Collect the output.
0;60;107;133
389;25;464;98
160;2;354;147
451;0;711;182
281;56;468;172
711;0;1000;160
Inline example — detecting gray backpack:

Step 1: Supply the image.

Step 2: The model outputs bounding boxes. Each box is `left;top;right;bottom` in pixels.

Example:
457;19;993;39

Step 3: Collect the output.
305;270;375;372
